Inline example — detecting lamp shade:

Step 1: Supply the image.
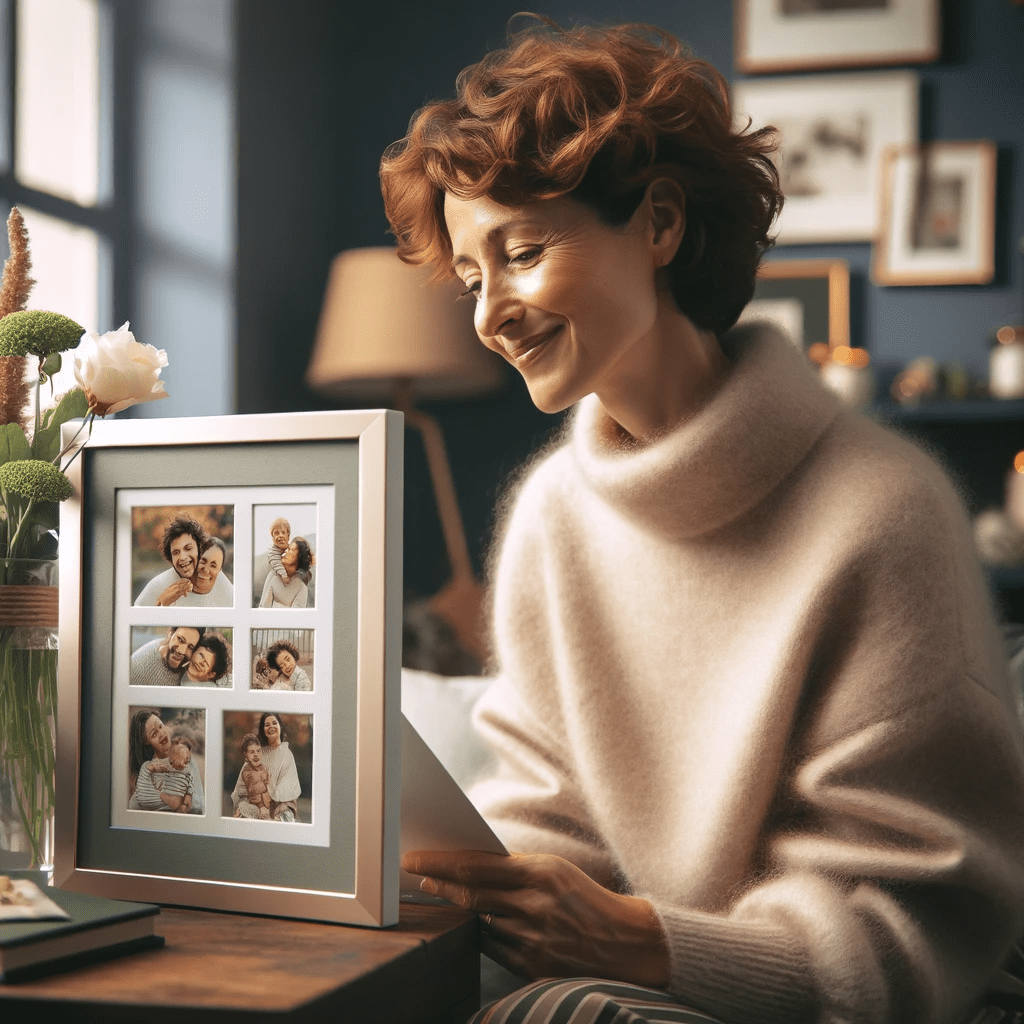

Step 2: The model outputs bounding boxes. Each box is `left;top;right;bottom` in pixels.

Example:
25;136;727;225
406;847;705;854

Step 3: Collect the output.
305;247;503;400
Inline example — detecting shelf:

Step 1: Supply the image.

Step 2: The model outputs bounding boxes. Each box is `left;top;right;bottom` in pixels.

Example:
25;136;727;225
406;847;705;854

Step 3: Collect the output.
989;567;1024;591
871;398;1024;425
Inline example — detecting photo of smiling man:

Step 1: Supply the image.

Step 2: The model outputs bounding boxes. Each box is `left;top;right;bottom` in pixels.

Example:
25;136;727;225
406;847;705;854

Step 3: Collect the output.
131;506;235;607
130;626;206;686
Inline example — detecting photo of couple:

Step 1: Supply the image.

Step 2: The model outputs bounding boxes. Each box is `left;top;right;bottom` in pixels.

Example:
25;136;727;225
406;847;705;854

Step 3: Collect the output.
222;711;312;823
251;629;314;691
252;504;317;609
127;706;206;815
130;626;233;687
132;506;235;608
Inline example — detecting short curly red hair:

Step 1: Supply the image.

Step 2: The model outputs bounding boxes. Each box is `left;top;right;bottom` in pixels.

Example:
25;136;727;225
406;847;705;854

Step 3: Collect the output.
380;17;782;335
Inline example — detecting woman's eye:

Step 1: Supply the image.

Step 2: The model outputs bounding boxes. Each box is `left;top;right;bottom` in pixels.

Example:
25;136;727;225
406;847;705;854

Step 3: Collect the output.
509;247;541;265
459;281;481;300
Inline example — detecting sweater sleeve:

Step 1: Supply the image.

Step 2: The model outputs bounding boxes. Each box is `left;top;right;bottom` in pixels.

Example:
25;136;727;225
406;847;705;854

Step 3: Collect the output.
649;677;1024;1024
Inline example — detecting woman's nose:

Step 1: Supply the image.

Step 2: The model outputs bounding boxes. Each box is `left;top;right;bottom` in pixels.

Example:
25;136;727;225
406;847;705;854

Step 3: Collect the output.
474;278;522;341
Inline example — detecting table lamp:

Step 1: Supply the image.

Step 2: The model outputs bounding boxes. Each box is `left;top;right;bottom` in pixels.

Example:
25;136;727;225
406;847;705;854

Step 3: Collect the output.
305;247;503;663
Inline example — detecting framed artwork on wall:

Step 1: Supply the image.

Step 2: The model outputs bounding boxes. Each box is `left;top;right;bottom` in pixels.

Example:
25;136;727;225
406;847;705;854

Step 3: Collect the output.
872;141;997;286
738;258;850;350
734;0;940;74
733;71;918;244
55;409;404;927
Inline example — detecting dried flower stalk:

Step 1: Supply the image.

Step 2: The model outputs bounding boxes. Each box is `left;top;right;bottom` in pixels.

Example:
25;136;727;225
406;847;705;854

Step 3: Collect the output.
0;208;34;426
0;355;30;425
0;208;34;319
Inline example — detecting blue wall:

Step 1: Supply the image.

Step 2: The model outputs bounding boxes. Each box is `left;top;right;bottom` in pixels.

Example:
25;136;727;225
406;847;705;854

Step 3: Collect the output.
236;0;1024;597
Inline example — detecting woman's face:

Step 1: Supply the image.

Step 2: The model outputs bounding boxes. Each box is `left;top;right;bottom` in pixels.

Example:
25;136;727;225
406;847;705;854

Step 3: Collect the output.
276;650;296;677
263;715;282;746
193;545;224;595
144;714;170;756
281;541;298;571
188;645;217;681
445;192;661;415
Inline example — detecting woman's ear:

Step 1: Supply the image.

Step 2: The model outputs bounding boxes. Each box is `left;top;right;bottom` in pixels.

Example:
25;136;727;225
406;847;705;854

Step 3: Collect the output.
644;178;686;268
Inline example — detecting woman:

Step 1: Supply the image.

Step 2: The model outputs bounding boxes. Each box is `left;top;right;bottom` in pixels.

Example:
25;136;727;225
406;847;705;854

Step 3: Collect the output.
259;538;313;609
266;639;311;691
184;537;234;606
380;18;1024;1024
230;713;301;821
128;708;205;814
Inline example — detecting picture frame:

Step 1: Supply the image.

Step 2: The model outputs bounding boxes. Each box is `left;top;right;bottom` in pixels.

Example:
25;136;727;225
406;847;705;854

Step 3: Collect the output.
55;409;404;927
734;0;939;75
872;141;997;286
733;71;918;244
738;258;850;350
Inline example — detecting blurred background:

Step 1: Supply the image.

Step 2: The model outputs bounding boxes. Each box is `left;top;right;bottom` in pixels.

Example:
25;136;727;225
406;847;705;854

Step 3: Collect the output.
4;0;1023;635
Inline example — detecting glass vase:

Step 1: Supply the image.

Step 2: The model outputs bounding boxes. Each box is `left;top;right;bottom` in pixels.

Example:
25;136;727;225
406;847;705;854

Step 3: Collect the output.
0;558;58;871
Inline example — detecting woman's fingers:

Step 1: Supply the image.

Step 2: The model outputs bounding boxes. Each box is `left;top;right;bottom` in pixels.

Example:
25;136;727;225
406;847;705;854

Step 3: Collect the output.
403;849;526;889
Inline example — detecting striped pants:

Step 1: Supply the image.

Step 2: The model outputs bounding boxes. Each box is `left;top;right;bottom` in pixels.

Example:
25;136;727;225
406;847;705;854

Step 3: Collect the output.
469;978;1024;1024
469;979;721;1024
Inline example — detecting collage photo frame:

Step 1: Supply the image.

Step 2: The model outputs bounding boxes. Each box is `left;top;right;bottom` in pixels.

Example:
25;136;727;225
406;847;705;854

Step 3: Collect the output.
55;410;404;927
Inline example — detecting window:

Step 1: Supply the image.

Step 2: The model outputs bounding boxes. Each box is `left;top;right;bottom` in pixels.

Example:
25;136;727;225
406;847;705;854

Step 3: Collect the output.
0;0;119;400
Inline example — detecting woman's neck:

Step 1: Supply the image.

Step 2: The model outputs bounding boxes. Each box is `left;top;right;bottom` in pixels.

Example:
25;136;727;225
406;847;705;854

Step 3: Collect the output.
595;296;730;444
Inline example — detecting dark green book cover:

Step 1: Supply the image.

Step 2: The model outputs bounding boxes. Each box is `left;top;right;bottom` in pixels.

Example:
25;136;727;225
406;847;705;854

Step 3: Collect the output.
1;871;163;982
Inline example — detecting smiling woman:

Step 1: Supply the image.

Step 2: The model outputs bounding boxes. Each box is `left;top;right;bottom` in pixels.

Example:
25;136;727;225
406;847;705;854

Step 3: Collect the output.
132;506;235;608
380;15;1024;1024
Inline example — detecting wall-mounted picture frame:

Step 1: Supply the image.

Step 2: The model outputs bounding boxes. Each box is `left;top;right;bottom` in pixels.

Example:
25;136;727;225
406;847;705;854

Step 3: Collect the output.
56;410;404;927
872;140;997;286
738;258;850;350
733;71;918;244
734;0;939;74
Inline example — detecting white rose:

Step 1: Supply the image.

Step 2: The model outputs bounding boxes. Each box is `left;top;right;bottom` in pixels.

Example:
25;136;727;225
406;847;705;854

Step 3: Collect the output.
73;322;169;416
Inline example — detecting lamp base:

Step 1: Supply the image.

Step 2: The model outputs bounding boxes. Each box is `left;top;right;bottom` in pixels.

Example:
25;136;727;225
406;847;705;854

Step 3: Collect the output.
428;575;489;668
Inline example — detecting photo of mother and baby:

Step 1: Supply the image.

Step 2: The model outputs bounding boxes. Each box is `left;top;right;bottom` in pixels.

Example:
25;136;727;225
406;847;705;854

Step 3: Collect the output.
225;712;310;823
133;510;233;608
127;707;205;814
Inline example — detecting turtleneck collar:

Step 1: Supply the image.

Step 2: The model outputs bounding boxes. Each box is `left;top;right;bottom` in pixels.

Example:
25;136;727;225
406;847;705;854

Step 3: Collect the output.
570;321;844;539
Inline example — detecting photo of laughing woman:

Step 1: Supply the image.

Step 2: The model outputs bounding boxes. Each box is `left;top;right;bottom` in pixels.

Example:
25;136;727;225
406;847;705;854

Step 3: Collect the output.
224;712;311;822
132;506;235;608
128;707;206;814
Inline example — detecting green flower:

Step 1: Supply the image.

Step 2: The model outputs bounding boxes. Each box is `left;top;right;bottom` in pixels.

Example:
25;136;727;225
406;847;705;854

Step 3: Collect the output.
0;459;73;501
0;310;84;358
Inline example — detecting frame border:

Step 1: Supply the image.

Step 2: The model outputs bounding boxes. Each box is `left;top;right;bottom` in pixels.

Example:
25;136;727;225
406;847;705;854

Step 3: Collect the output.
733;70;918;244
872;140;997;287
55;409;403;927
735;0;939;75
754;258;851;350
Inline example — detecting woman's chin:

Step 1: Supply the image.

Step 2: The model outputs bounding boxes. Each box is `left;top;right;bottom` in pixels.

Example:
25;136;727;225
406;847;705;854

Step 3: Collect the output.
523;378;582;416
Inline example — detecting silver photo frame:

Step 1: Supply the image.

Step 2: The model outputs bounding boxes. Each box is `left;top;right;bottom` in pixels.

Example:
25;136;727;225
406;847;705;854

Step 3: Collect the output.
55;410;403;927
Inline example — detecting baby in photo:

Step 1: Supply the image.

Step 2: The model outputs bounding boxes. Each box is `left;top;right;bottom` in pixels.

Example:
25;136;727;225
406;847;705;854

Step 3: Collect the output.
135;738;195;813
234;733;271;819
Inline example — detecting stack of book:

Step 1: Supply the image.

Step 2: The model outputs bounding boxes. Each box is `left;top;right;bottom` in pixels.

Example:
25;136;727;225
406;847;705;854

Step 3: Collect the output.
0;872;162;983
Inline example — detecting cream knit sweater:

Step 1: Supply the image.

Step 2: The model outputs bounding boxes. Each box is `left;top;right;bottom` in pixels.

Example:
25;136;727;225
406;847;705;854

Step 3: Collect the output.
471;323;1024;1024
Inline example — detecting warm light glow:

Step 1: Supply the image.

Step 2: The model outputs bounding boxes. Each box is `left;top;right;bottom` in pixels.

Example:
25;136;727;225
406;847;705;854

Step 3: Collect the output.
808;342;830;366
1015;451;1024;474
833;345;853;366
997;325;1021;345
850;348;870;369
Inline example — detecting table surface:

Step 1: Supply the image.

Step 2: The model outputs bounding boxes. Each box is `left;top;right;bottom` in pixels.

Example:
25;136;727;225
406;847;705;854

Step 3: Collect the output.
0;901;481;1023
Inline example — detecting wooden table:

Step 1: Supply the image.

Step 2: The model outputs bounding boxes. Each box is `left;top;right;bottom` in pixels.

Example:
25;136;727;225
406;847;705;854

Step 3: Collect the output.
0;901;481;1023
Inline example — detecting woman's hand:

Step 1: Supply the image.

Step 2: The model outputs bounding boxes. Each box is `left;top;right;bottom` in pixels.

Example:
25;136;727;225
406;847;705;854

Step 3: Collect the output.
156;578;192;606
403;850;670;988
